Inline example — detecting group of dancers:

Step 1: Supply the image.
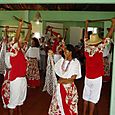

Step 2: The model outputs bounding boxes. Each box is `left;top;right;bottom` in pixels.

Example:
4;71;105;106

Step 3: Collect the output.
0;17;115;115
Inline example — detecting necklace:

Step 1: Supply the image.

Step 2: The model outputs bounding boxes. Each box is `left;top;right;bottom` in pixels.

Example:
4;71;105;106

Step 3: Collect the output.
61;59;71;72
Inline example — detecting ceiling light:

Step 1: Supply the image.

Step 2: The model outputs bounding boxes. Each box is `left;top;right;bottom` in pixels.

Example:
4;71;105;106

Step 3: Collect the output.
34;12;42;24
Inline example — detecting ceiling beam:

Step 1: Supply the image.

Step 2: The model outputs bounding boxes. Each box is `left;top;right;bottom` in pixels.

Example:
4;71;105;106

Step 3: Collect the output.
0;0;115;4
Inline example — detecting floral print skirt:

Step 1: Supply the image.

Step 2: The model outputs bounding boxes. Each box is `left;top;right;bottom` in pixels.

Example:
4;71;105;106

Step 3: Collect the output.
48;83;78;115
26;58;40;87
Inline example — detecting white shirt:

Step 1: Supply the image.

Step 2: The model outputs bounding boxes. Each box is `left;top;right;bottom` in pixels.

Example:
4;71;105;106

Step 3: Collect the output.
53;54;62;64
54;57;82;79
25;47;40;60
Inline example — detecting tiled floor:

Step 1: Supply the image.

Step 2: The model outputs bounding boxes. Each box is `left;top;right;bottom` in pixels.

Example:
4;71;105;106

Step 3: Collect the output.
0;73;111;115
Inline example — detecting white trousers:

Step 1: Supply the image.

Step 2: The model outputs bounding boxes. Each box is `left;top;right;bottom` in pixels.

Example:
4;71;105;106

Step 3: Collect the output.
7;77;27;109
83;76;102;104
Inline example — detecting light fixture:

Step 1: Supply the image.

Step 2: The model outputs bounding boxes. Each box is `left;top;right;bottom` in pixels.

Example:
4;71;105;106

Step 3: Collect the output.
34;11;42;25
36;19;40;24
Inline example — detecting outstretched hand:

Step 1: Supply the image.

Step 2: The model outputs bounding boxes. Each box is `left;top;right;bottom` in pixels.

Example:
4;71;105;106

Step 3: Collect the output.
4;26;9;30
19;19;23;25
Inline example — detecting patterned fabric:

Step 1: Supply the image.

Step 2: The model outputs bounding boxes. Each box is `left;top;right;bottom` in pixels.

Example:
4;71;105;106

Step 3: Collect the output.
0;42;6;74
26;58;40;87
103;57;110;77
103;43;111;77
48;57;81;115
42;55;57;96
84;37;110;57
1;71;10;106
48;83;78;115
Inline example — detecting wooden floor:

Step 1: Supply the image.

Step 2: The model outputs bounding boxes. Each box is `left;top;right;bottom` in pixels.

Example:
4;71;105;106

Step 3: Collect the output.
0;71;111;115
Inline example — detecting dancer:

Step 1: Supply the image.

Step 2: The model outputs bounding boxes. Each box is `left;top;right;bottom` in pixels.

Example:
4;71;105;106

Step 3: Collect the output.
83;18;115;115
0;26;8;89
48;44;81;115
1;20;30;115
25;37;41;88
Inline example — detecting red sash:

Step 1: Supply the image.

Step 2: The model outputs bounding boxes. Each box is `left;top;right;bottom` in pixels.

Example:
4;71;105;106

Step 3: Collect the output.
60;84;76;115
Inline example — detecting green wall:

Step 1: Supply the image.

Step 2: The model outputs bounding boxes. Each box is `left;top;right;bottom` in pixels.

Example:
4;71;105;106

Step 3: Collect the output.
0;10;114;42
0;11;29;40
29;11;115;22
0;11;28;21
29;11;115;42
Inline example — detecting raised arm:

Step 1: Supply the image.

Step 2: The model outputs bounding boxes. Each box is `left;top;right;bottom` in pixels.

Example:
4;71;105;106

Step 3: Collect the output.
14;20;23;43
106;18;115;38
84;20;89;40
4;26;9;41
25;23;32;42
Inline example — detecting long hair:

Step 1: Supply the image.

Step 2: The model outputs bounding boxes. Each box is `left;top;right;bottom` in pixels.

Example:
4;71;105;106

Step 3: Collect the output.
66;44;77;59
31;37;40;47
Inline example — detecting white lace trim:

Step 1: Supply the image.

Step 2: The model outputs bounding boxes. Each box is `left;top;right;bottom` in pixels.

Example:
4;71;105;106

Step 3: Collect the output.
85;37;110;57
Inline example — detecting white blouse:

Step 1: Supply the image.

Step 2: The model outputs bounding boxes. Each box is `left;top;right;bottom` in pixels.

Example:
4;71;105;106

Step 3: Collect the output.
25;47;40;60
54;57;81;79
53;54;62;64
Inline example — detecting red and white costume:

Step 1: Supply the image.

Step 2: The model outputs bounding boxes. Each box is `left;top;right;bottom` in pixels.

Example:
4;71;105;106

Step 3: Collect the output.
25;47;40;87
48;57;81;115
2;49;27;109
83;37;110;103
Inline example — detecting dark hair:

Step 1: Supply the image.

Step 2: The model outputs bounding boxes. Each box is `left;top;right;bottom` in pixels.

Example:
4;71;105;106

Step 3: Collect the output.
66;44;77;59
32;37;40;47
88;31;93;39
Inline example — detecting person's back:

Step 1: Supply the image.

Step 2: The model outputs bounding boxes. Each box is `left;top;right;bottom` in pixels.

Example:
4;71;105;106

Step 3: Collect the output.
26;37;41;88
9;50;27;81
85;43;104;79
83;18;115;115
